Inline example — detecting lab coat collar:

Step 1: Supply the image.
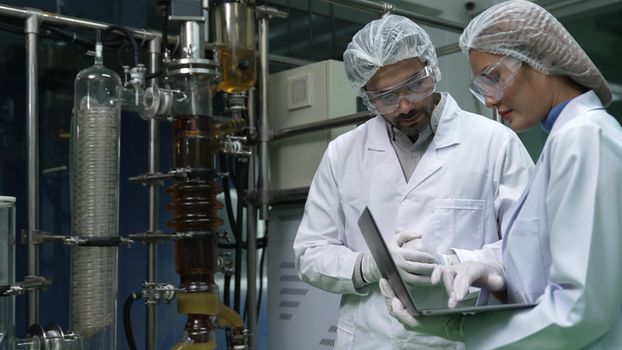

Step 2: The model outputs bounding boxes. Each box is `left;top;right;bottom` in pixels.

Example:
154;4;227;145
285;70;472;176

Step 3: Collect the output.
364;93;462;193
433;93;461;149
550;90;605;136
365;92;461;152
502;90;605;246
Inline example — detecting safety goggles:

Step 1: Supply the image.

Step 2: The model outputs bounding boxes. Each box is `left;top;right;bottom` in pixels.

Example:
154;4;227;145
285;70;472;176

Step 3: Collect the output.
469;55;522;105
362;66;436;115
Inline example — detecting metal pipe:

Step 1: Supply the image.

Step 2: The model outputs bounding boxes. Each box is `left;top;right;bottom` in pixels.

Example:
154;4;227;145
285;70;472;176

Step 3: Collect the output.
272;111;373;141
180;21;203;59
265;53;313;67
258;15;270;220
321;0;465;32
246;87;257;350
0;3;177;44
146;37;161;350
25;9;41;328
248;88;256;137
436;43;461;57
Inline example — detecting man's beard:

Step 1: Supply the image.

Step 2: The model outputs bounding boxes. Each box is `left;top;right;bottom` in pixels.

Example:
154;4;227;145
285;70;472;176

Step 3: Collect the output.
392;105;433;140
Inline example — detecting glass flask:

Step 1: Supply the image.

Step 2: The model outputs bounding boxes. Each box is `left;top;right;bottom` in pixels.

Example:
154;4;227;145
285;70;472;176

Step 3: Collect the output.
70;40;121;350
211;0;256;93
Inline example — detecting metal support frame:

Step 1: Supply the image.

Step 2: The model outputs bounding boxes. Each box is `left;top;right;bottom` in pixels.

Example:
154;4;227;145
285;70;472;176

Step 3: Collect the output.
321;0;465;32
246;87;257;350
25;8;41;328
0;2;175;332
257;13;270;221
0;3;173;43
271;111;373;141
146;37;161;350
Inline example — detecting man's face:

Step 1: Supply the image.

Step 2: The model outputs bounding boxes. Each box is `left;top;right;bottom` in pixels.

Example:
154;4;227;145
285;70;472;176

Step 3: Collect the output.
365;58;436;140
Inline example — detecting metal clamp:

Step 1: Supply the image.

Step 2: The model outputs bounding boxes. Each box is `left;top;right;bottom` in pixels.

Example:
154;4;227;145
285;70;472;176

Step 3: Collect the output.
1;276;50;297
123;64;147;88
226;328;251;350
129;230;220;243
218;251;234;275
220;135;251;156
128;172;170;185
255;5;288;19
141;282;178;305
25;324;79;350
23;229;133;247
226;92;248;113
138;86;175;121
129;166;219;185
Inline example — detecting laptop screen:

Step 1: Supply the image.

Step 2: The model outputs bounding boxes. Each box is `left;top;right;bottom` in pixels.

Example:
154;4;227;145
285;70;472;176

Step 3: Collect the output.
357;207;421;316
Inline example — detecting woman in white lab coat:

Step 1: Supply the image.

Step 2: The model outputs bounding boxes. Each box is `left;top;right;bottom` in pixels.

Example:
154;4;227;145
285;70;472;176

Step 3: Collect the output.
380;1;622;349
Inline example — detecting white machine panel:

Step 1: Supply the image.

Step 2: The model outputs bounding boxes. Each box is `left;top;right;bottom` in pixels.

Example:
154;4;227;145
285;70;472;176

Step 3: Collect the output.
268;204;340;349
269;60;358;191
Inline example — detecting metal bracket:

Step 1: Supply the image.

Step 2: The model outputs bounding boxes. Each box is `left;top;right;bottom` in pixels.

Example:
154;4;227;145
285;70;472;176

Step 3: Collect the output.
25;324;79;348
1;276;50;297
255;5;288;19
226;328;251;350
141;282;178;305
218;251;234;275
129;230;220;243
129;166;219;185
220;135;251;157
23;229;133;247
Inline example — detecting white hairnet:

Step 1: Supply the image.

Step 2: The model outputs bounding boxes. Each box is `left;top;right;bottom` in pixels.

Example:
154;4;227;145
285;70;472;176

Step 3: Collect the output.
343;15;441;93
459;0;612;106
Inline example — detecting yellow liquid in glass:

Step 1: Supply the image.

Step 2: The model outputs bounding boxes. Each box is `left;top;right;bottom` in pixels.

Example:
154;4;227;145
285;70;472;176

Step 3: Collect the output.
217;46;256;93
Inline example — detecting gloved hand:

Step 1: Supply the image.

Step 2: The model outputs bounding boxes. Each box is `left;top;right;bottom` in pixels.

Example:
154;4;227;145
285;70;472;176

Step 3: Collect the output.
360;251;382;284
388;231;448;285
379;278;464;341
431;261;506;308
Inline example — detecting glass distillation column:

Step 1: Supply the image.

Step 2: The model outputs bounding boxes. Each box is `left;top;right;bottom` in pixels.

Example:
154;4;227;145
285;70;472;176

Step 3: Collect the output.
166;18;246;350
70;39;121;349
211;0;256;93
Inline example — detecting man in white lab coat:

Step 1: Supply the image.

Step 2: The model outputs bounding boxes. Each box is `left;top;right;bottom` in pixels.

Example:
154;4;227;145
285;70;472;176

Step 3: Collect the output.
293;15;533;349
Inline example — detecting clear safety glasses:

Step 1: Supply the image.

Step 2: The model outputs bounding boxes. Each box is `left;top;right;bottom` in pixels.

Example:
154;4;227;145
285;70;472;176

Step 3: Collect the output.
363;66;436;115
469;55;522;105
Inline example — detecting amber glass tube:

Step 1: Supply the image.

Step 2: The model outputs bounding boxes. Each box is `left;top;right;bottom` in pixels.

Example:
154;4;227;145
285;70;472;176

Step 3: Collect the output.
168;114;223;279
167;114;223;347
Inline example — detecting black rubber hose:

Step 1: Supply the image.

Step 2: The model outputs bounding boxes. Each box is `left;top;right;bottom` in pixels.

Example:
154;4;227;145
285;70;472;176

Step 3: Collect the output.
224;273;231;307
257;223;268;319
160;2;169;57
234;195;243;313
144;69;163;80
44;25;94;47
123;292;142;350
233;159;249;313
103;25;140;67
220;153;238;233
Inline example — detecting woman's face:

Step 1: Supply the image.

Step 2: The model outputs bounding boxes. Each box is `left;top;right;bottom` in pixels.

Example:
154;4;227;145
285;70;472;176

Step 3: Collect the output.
468;50;553;132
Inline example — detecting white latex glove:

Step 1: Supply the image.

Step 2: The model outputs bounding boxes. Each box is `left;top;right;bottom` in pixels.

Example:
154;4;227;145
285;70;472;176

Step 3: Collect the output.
379;279;464;341
388;231;441;285
431;261;506;308
360;251;382;284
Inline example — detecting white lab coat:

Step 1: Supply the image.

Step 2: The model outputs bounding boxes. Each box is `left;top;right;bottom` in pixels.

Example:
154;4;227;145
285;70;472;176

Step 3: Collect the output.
293;94;534;350
462;91;622;349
